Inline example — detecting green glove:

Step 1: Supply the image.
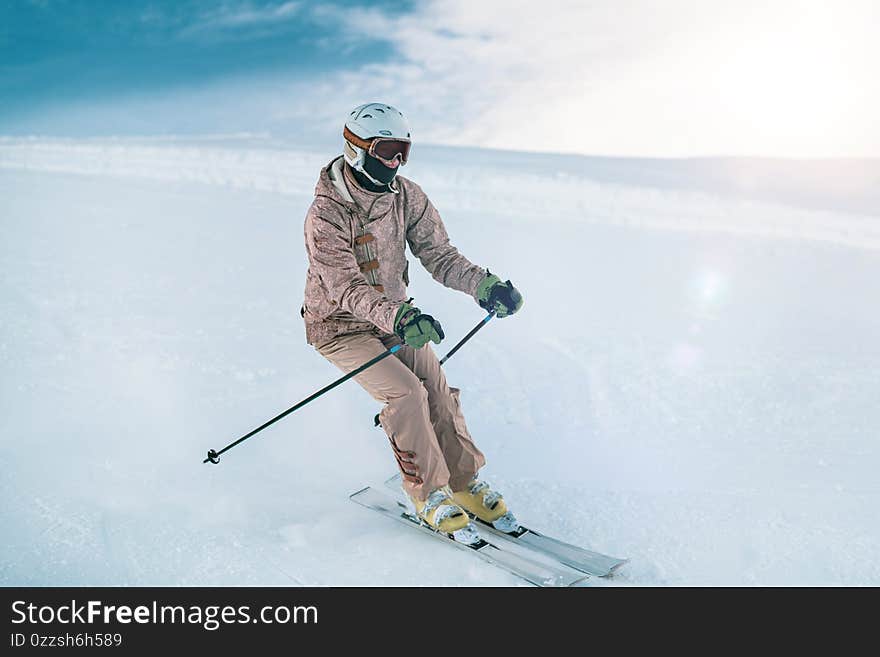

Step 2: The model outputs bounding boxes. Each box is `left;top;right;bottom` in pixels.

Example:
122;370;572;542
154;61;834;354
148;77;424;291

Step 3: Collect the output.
476;271;524;318
394;302;445;349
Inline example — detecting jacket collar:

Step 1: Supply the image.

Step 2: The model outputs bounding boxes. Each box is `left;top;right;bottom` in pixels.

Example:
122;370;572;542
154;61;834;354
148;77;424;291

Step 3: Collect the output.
318;156;398;221
328;156;354;203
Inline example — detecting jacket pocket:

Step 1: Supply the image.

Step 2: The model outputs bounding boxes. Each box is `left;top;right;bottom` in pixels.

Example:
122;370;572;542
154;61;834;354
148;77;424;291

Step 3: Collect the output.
304;271;339;320
403;261;410;286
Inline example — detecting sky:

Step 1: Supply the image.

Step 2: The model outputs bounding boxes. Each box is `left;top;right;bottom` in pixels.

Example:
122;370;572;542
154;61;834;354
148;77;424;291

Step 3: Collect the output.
2;0;879;157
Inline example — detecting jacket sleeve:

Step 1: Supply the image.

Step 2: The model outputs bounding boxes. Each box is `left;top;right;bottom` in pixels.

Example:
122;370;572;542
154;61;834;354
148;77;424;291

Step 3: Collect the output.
304;204;400;334
404;186;486;299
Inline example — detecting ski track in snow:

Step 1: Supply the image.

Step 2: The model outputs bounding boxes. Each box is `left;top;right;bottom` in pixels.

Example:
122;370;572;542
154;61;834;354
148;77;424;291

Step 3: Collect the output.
1;137;878;586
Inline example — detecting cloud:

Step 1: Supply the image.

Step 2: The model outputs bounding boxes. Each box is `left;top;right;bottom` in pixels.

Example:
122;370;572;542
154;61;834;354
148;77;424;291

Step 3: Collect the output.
315;0;880;157
179;1;302;40
317;1;724;148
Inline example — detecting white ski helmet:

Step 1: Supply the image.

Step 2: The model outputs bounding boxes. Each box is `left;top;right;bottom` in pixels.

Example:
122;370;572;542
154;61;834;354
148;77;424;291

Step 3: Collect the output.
343;102;412;184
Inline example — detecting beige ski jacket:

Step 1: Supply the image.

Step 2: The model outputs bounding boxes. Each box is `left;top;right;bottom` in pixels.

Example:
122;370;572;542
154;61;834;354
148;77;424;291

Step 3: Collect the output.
302;156;486;345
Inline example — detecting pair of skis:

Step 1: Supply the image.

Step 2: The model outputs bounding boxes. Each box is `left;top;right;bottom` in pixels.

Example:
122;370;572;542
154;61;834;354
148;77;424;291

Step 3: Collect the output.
350;474;627;587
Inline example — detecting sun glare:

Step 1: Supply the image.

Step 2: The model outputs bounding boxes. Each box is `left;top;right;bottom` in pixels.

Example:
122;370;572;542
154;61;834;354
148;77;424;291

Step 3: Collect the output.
714;6;873;155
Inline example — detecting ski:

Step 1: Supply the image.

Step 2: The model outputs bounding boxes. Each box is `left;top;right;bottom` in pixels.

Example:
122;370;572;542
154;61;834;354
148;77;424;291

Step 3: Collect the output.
383;474;628;578
472;519;628;577
350;486;590;587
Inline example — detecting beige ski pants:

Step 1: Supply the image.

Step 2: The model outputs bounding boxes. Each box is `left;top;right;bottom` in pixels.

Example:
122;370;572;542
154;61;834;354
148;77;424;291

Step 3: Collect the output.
315;331;485;501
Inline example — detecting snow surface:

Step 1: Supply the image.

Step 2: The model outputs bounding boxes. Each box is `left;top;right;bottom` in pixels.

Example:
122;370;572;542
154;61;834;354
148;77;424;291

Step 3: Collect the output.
1;137;878;586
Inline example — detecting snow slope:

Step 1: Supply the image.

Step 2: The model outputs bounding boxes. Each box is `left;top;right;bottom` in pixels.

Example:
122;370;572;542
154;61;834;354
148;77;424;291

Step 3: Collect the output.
1;137;878;586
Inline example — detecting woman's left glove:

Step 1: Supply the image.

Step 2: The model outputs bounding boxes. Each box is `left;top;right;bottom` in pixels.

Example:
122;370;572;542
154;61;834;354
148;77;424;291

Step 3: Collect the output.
394;302;445;349
476;271;524;318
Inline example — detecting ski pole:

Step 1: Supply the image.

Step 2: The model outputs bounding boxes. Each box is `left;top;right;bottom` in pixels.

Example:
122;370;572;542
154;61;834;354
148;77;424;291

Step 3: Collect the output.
372;310;495;428
203;344;403;465
440;310;495;365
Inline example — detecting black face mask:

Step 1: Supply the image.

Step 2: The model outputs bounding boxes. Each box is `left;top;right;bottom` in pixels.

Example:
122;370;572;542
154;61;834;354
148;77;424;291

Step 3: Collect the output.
362;152;399;186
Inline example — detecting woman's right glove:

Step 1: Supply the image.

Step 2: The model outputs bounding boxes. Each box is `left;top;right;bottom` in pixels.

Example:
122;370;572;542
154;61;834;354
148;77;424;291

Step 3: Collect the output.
394;302;445;349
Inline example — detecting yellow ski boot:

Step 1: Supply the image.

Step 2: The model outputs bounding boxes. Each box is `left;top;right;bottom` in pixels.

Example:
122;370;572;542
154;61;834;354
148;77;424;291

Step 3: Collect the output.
453;479;519;532
411;486;470;534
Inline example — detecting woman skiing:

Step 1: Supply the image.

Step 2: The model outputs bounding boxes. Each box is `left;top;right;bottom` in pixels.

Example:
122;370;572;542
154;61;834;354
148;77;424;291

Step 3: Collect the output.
302;102;523;537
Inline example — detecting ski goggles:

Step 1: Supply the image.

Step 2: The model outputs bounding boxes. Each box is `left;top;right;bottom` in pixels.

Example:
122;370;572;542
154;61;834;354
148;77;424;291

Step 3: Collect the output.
344;126;411;166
